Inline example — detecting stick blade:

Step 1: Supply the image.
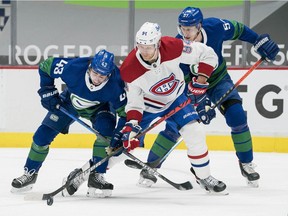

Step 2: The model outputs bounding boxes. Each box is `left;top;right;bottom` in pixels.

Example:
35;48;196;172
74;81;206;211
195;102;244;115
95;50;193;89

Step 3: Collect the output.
124;159;143;169
178;181;193;191
24;192;44;201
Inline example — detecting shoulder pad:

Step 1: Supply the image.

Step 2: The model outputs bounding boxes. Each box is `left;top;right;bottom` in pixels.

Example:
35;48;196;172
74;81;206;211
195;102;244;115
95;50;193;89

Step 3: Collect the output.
39;57;54;75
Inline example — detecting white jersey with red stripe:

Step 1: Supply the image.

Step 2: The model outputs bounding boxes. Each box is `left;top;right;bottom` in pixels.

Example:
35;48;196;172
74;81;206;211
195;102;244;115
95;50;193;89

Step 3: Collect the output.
120;36;217;122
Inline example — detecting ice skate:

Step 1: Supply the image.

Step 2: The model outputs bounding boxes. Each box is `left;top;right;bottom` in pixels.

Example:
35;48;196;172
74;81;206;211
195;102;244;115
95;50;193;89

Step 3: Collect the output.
11;168;38;193
190;167;228;195
86;171;113;198
137;168;157;188
239;161;260;188
62;168;87;197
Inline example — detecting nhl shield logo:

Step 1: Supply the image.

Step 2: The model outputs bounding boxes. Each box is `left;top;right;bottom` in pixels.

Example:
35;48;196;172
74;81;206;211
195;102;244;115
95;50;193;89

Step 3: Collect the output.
150;73;179;95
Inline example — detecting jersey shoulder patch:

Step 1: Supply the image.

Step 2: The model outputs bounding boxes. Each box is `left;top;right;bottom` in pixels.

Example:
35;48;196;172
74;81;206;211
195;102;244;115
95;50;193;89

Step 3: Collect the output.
39;57;54;75
120;49;147;83
160;36;183;62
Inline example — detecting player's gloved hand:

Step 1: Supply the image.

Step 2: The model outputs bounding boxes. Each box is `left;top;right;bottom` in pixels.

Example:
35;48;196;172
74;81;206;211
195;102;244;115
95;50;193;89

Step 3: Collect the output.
106;131;123;156
196;98;216;125
187;77;209;105
37;86;62;112
121;120;141;152
254;34;279;61
110;130;123;149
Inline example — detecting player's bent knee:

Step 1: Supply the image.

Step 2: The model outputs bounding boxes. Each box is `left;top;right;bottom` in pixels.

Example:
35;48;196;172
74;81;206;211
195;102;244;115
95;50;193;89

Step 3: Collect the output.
92;110;116;137
219;99;242;115
179;121;206;152
33;124;59;146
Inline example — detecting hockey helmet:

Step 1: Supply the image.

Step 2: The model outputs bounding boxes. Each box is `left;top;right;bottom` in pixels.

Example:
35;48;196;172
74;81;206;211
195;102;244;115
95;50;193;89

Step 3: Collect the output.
136;22;162;46
178;7;203;27
91;49;115;76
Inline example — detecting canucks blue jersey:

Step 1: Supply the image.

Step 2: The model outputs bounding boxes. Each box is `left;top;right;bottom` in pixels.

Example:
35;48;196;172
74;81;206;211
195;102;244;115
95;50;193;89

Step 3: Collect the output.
38;57;126;119
176;17;259;88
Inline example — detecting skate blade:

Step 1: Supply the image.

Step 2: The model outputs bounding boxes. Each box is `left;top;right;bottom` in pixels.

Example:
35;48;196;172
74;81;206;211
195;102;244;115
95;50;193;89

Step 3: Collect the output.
61;188;71;197
61;177;70;197
247;179;259;188
61;177;76;197
137;177;154;188
86;188;112;198
206;189;229;196
11;185;33;194
199;184;229;195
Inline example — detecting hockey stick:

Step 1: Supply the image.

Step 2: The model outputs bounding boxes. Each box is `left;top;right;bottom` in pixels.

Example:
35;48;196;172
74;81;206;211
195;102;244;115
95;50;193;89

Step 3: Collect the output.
211;58;264;110
124;137;183;169
58;106;193;191
24;146;123;206
123;151;192;191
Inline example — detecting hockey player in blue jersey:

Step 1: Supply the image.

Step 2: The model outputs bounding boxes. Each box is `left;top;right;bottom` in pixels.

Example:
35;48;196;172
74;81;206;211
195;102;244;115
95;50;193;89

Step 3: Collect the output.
11;49;127;197
138;7;279;188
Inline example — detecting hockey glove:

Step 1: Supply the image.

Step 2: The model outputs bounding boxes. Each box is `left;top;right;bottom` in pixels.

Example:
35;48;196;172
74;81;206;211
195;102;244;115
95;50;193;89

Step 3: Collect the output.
121;120;141;152
187;77;209;105
254;34;279;61
110;130;123;149
107;131;123;156
38;86;62;112
196;98;216;125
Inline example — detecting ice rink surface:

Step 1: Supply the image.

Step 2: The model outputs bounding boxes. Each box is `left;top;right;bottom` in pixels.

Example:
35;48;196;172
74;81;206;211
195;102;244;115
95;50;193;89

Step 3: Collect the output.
1;148;288;216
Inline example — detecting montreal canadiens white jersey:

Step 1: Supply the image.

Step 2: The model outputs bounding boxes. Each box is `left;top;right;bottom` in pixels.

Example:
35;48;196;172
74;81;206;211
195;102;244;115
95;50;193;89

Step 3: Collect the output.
120;36;218;122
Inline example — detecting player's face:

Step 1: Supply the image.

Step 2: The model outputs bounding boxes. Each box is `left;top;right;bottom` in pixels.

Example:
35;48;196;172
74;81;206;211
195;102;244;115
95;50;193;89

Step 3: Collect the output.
89;69;109;86
137;44;158;62
180;25;200;41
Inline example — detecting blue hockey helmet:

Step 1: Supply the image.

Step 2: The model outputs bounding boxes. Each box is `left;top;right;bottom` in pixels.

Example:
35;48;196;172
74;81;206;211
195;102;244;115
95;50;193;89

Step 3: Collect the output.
91;49;115;76
178;7;203;27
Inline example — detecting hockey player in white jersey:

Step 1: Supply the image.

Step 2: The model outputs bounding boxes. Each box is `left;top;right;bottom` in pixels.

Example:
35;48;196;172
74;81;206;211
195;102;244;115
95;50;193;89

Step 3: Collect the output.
113;22;227;193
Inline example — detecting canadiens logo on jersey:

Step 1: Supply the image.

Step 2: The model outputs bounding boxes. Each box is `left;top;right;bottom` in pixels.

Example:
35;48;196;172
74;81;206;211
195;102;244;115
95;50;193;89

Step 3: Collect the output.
150;73;180;95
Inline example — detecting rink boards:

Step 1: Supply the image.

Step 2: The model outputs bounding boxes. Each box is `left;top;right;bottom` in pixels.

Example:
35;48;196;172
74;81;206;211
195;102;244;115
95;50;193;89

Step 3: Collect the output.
0;67;287;152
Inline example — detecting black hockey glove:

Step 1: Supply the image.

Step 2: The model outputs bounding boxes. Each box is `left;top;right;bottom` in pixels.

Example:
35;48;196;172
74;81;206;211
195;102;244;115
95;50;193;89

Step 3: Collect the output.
254;34;279;61
196;98;216;125
38;86;62;112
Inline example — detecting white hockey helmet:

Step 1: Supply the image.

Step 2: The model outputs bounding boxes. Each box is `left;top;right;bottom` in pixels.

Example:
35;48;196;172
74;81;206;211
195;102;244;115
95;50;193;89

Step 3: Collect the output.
136;22;162;46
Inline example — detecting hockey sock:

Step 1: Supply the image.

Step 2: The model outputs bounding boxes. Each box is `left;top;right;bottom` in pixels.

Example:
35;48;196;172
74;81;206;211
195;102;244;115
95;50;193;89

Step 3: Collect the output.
24;142;49;172
147;131;177;168
93;137;109;173
232;129;253;163
225;103;253;163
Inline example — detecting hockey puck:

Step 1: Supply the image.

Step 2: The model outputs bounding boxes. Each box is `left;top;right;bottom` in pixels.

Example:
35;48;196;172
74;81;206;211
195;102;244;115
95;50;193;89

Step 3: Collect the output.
47;197;54;206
